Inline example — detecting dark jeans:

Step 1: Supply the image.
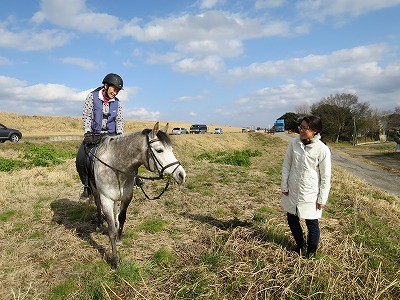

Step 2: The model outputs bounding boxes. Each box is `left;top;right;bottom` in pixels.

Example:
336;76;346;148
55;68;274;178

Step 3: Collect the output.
287;212;320;253
76;142;87;185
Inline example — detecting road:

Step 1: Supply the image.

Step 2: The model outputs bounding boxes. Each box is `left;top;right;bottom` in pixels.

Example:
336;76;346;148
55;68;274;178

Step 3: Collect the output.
276;132;400;198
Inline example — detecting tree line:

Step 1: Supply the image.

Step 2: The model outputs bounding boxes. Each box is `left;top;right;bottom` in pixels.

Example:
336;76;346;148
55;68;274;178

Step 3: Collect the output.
278;93;400;143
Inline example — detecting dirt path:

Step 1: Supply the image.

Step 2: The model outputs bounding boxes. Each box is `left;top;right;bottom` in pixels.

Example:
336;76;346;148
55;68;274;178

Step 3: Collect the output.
276;133;400;198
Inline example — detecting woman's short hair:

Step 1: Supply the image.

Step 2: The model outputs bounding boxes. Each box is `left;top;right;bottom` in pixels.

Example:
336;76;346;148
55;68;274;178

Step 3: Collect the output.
301;115;322;133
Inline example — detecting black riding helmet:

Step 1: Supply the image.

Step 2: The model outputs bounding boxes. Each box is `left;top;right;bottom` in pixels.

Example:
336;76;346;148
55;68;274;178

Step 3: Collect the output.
102;73;123;90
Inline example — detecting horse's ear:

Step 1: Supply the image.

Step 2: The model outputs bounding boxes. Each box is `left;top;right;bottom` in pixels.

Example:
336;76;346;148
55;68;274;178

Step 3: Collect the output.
152;122;160;139
160;123;169;133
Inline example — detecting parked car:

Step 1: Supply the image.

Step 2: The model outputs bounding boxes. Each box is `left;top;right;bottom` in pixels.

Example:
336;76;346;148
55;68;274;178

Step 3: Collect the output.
214;128;223;134
0;123;22;142
171;127;188;135
190;124;208;134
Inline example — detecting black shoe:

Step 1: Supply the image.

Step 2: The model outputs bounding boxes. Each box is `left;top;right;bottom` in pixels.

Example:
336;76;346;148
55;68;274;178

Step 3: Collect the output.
306;251;316;259
306;245;318;259
293;245;304;255
134;177;144;187
80;186;91;201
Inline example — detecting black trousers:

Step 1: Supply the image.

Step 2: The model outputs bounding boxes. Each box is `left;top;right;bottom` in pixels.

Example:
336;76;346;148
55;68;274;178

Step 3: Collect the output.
76;142;87;185
287;212;320;253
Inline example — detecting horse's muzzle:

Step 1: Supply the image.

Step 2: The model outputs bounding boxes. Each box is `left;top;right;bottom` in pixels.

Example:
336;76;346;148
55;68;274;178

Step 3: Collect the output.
173;165;186;184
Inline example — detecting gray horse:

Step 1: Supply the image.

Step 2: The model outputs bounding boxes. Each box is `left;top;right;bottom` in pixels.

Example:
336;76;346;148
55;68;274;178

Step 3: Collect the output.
87;122;186;268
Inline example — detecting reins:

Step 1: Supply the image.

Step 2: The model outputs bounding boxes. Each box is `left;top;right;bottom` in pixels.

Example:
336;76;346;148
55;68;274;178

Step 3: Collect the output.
86;133;181;200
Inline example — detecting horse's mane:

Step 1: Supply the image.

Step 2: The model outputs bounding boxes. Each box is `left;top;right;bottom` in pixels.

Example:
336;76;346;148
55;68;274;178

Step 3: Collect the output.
141;128;172;146
98;129;171;154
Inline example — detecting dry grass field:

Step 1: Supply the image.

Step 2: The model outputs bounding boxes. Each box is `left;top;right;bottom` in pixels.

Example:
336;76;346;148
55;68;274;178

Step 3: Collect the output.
0;113;399;299
0;112;241;138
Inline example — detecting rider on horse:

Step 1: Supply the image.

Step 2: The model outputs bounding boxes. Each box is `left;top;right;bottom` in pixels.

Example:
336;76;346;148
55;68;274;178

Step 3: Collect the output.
75;73;124;200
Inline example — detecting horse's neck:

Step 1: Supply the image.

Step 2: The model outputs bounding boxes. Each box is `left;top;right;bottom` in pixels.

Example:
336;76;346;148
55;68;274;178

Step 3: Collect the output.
102;132;146;170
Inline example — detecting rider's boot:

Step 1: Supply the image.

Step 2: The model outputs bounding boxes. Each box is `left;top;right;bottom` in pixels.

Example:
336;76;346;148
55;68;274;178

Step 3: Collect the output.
134;176;144;187
76;163;91;201
80;184;91;201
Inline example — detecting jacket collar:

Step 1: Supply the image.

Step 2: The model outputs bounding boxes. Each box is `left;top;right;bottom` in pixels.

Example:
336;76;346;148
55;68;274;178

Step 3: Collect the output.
297;133;321;147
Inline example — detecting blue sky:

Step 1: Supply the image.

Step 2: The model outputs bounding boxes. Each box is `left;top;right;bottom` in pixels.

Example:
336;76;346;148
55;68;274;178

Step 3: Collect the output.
1;0;400;128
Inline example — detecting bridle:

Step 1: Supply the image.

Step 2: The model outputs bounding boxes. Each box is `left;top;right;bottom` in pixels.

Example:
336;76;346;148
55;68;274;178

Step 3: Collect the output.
135;134;181;199
145;134;181;180
88;133;182;200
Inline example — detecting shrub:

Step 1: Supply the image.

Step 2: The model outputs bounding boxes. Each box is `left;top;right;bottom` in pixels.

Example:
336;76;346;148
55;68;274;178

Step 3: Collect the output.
0;142;77;172
197;149;261;167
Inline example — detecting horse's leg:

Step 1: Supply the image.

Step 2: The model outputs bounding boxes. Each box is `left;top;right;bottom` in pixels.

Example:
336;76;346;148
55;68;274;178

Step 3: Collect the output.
100;196;119;269
93;190;103;231
117;196;133;243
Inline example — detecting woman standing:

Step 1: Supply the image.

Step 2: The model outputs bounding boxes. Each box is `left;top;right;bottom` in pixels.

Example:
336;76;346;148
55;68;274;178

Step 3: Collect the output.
75;73;124;200
281;115;331;258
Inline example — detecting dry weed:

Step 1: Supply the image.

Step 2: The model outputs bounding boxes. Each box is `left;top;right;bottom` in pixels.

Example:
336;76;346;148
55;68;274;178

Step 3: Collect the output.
0;122;399;299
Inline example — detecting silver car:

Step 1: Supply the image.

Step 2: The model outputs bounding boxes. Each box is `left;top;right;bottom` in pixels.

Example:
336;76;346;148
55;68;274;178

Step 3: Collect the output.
171;127;188;135
214;128;223;134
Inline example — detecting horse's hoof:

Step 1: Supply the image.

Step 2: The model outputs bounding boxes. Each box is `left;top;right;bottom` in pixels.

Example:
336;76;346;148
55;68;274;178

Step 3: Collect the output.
116;239;122;245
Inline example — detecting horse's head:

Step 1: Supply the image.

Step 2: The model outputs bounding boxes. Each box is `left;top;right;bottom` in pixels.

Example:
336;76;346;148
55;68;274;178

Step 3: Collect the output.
144;122;186;184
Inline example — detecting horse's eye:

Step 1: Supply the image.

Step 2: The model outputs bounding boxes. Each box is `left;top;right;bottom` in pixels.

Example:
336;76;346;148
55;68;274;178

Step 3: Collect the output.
155;149;164;153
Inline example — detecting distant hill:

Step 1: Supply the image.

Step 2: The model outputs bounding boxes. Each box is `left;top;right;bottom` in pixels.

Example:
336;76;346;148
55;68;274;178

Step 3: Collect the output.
0;112;241;137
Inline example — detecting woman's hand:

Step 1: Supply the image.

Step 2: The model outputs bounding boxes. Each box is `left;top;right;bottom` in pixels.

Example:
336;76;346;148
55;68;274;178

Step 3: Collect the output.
316;203;325;210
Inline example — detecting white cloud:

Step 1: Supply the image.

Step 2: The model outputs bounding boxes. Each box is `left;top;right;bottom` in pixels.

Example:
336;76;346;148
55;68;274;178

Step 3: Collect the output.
173;55;225;74
0;26;72;51
228;44;389;79
255;0;285;10
176;38;243;57
236;97;251;104
0;75;147;117
128;11;291;42
123;60;135;67
296;0;400;22
124;108;160;120
132;48;142;57
146;52;183;64
198;0;226;9
315;61;400;94
225;56;400;125
31;0;120;33
0;56;12;65
60;57;96;70
174;95;205;103
122;11;292;64
116;87;138;103
0;75;90;115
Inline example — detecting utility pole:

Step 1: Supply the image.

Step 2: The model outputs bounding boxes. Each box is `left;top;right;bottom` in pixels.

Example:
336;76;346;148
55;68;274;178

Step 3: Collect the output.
353;116;357;146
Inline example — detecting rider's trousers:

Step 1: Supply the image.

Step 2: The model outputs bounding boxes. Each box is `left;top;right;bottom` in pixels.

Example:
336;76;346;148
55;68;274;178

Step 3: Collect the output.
76;143;87;185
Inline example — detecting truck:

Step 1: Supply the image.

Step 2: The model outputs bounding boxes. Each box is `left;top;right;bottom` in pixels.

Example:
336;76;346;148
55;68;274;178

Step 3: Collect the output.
274;119;285;132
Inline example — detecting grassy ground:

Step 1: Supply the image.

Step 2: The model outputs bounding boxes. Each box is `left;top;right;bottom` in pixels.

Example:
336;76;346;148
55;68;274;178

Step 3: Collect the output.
0;112;242;138
0;130;399;299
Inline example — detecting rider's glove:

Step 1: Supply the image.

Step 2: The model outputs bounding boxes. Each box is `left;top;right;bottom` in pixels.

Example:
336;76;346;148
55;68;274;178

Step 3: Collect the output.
83;132;92;144
84;132;102;145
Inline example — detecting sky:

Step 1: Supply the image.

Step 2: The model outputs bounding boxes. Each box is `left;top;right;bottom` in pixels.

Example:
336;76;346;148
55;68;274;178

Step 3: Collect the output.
1;0;400;128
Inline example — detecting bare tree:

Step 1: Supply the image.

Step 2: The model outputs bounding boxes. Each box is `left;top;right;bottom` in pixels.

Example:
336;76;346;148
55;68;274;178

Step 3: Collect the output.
295;103;310;117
